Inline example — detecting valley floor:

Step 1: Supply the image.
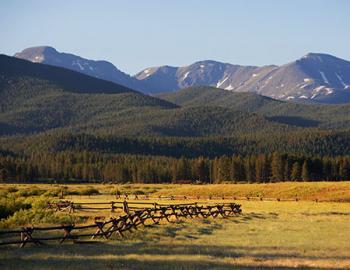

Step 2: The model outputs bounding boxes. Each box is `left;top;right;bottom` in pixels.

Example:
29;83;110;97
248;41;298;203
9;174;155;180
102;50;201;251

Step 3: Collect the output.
1;183;350;269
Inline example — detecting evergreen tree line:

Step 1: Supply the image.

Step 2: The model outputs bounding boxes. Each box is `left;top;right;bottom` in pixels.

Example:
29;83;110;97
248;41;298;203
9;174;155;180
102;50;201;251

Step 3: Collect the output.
1;152;350;183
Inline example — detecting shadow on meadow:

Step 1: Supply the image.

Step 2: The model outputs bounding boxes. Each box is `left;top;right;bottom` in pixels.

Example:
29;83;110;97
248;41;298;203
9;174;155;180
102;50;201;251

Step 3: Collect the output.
2;241;349;270
0;256;305;270
1;211;348;270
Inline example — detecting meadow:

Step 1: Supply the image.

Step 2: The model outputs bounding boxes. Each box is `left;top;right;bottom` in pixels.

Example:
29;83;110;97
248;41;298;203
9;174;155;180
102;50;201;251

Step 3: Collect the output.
1;182;350;269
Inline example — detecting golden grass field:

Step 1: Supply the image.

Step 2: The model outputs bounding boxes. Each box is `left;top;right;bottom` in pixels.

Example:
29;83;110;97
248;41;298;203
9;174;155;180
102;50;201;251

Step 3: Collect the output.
2;181;350;201
1;182;350;269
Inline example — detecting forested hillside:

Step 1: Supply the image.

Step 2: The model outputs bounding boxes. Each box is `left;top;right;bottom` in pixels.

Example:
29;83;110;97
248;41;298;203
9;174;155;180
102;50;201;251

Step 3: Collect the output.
0;55;300;137
1;56;350;183
159;86;350;129
2;130;350;158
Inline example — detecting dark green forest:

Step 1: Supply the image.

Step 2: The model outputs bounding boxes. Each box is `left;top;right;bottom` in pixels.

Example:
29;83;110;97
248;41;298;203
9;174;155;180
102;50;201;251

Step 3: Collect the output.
1;55;350;183
1;151;350;183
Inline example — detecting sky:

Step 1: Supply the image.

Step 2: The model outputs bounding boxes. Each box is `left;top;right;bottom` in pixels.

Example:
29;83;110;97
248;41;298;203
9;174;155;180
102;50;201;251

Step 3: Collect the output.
1;0;349;74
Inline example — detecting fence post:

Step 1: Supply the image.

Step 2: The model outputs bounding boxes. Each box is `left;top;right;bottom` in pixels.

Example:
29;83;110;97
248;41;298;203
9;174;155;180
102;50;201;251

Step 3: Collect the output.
123;200;129;214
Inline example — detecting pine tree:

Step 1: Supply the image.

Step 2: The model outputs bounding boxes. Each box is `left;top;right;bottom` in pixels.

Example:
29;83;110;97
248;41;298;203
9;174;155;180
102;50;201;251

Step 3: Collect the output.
194;157;209;182
290;162;301;181
0;168;8;182
176;157;191;181
232;156;245;182
284;160;291;181
245;156;256;183
301;160;311;181
216;156;231;183
255;155;265;183
322;158;332;181
270;152;284;182
339;158;350;180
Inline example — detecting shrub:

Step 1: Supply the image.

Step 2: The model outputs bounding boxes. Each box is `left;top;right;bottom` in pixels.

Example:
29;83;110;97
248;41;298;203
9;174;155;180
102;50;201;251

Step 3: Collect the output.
79;187;100;196
0;208;86;228
17;188;45;197
43;189;61;197
0;200;31;220
7;187;18;193
108;188;122;195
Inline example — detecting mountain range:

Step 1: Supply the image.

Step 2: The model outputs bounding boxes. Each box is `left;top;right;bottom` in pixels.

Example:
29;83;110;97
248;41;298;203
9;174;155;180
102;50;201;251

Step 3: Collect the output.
2;53;350;157
0;54;290;137
15;46;350;103
14;46;143;91
2;53;350;138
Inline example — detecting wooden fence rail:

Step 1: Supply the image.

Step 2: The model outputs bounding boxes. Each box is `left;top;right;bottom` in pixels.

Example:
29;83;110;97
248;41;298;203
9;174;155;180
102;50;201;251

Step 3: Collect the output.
47;200;200;213
0;202;242;248
48;195;304;214
111;194;306;202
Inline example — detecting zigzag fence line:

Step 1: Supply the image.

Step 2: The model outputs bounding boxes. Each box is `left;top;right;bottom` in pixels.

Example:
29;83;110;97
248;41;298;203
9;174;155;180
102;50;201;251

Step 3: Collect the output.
0;202;242;248
47;200;203;213
93;194;306;202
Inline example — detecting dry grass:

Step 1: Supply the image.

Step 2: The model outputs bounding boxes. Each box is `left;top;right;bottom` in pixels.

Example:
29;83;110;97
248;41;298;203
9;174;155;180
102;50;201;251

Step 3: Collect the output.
155;182;350;202
1;200;350;269
1;182;350;269
2;181;350;201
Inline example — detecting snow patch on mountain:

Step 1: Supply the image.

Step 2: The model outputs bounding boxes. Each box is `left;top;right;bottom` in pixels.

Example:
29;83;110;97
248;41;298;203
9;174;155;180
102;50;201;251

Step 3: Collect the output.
319;71;329;84
182;71;190;80
216;77;228;88
72;61;84;71
225;84;234;90
335;73;347;88
33;55;44;62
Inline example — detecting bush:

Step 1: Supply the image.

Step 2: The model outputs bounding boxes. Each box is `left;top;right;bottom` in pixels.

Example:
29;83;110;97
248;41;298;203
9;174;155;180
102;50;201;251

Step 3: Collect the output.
7;187;18;193
108;188;121;195
0;208;86;228
17;188;45;197
43;189;61;197
0;200;31;220
79;187;100;196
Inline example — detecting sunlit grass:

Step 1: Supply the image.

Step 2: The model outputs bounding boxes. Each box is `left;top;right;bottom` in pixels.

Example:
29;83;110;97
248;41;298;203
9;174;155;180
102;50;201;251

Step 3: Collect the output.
1;182;350;202
1;183;350;269
1;202;350;269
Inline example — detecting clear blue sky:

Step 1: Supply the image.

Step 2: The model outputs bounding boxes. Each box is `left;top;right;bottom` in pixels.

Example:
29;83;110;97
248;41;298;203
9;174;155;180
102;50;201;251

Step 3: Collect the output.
1;0;349;74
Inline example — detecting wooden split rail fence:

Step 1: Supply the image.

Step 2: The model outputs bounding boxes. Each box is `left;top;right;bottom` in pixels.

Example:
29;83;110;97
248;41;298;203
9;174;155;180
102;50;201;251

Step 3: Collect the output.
47;200;164;213
0;202;242;248
107;194;305;202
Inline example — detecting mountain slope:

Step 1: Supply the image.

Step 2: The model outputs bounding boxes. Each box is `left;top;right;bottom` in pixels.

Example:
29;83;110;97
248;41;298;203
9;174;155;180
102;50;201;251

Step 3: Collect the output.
135;60;276;94
0;55;291;137
249;53;350;103
139;54;350;103
16;47;350;103
0;55;178;135
14;46;143;91
159;86;350;129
